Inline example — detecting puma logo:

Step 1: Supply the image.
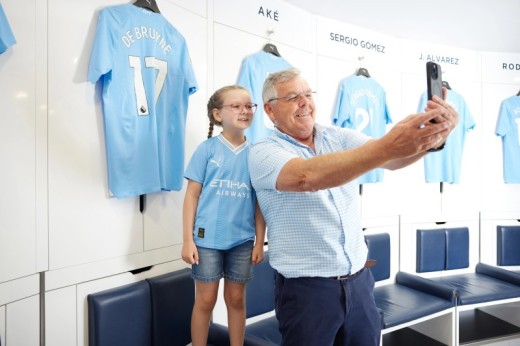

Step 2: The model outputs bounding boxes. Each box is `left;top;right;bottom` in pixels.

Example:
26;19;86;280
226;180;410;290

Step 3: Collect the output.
210;159;222;167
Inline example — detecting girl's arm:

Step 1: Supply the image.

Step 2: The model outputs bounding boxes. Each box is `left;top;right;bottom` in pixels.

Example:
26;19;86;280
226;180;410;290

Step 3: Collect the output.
181;180;202;265
251;202;266;264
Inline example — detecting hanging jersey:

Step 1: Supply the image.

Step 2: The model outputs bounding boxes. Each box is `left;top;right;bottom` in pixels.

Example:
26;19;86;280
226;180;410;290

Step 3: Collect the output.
417;89;475;184
0;4;16;53
88;4;198;198
184;135;256;250
237;50;292;143
332;75;392;184
496;95;520;183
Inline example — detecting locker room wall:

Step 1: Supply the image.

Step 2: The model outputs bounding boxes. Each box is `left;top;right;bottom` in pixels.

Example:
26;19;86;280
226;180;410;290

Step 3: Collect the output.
0;0;519;344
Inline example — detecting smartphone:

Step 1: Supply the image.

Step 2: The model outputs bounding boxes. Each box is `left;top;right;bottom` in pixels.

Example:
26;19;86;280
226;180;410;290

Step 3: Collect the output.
426;61;443;101
426;62;443;123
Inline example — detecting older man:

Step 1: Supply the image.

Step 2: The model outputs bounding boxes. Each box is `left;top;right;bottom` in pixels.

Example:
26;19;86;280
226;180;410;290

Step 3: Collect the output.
248;68;458;346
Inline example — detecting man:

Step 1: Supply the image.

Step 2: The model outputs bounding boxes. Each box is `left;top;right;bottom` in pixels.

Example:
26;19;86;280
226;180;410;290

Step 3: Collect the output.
248;68;458;346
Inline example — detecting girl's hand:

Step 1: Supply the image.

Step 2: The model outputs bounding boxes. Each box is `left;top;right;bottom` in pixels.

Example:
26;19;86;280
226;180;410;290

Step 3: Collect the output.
251;243;264;264
181;241;199;265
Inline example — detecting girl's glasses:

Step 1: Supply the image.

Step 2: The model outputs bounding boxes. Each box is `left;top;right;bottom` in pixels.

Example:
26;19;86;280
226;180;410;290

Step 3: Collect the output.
221;103;258;113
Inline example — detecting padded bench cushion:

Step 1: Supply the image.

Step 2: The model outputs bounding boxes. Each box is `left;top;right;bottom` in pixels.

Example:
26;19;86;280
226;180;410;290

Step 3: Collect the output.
497;225;520;266
430;272;520;305
416;229;445;272
245;317;281;346
445;227;469;270
88;281;152;346
365;233;391;281
246;253;275;318
146;268;193;346
374;284;453;329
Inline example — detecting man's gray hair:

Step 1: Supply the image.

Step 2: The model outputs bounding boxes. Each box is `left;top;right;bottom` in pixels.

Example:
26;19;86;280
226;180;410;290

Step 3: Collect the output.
262;67;301;104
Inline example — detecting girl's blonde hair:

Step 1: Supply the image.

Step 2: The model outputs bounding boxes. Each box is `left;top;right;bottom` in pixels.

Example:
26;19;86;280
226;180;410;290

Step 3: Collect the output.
206;85;249;138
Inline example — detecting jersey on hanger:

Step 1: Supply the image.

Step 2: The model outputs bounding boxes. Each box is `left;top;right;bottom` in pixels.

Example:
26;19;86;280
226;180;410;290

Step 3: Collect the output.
88;4;198;198
496;95;520;183
332;75;392;184
184;135;256;250
0;4;16;53
237;50;292;143
417;89;475;184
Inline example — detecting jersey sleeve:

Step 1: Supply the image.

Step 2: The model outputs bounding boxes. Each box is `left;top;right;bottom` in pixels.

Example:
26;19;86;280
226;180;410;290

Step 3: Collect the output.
184;142;208;184
384;94;393;124
179;37;198;95
496;100;510;137
87;8;114;83
461;99;476;132
332;83;352;128
0;4;16;53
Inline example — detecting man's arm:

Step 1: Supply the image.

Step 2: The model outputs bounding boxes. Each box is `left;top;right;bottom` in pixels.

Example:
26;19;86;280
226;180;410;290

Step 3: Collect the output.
276;108;453;192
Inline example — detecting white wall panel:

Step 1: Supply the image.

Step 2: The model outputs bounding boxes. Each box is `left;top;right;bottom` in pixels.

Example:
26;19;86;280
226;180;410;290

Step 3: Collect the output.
0;274;39;307
214;0;313;53
163;0;207;17
316;16;400;67
46;286;76;346
143;1;208;251
0;0;38;283
481;51;520;85
45;244;181;290
6;294;39;346
0;305;5;346
399;39;479;81
47;0;143;270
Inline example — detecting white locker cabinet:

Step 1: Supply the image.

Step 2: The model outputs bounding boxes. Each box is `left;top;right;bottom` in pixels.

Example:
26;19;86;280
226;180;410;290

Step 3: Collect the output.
6;295;39;346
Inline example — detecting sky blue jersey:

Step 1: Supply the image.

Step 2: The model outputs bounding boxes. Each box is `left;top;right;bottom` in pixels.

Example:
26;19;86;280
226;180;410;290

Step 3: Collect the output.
332;75;392;184
88;4;198;198
418;89;475;184
496;95;520;184
185;135;256;250
237;50;292;144
0;4;16;53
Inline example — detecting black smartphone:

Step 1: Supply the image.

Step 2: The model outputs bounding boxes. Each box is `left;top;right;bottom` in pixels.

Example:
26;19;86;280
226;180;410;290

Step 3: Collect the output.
426;61;443;101
426;62;443;123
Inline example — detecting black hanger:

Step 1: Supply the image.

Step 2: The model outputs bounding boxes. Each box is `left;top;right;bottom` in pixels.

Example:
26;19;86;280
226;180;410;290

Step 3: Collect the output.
133;0;160;13
442;80;452;90
263;43;281;57
356;67;370;78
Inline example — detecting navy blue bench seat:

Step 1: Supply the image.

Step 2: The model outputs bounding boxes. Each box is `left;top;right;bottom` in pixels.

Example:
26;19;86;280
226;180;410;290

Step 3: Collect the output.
413;227;520;307
375;272;455;329
366;233;456;330
428;263;520;306
87;267;224;346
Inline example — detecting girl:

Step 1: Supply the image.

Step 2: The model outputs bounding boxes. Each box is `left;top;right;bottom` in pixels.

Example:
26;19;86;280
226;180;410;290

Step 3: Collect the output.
182;85;266;346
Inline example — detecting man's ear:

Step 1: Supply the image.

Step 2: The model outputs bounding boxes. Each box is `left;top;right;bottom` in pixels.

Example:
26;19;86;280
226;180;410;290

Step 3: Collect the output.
263;102;276;123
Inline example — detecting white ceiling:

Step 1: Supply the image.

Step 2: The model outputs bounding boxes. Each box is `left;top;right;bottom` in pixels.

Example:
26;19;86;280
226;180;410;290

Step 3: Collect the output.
282;0;520;53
